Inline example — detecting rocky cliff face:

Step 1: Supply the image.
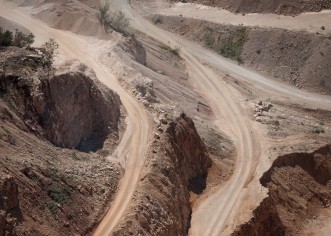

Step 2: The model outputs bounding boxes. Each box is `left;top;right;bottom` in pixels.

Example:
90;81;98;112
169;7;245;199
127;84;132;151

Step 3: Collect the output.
113;113;212;235
0;46;122;235
233;145;331;236
0;47;121;152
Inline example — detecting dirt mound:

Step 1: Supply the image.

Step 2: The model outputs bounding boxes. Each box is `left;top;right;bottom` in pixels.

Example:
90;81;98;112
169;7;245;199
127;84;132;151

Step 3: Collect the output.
156;16;331;95
13;0;105;37
112;113;211;235
0;46;122;235
171;0;331;15
233;145;331;235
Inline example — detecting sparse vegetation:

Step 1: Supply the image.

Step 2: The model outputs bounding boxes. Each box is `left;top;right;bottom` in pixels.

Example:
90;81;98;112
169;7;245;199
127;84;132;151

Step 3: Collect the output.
159;44;180;57
219;27;248;62
47;201;58;215
0;28;34;47
47;185;73;205
97;2;110;31
256;49;261;54
272;120;280;126
313;126;325;134
152;15;163;25
41;38;59;66
97;3;130;34
321;26;325;30
204;35;215;48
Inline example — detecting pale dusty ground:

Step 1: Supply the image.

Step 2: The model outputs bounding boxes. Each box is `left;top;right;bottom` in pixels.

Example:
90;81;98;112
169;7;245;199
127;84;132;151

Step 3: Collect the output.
1;0;331;235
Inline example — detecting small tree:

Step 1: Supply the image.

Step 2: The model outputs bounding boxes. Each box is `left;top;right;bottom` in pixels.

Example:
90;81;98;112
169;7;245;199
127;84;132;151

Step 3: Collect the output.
111;11;130;33
0;28;13;47
42;38;59;66
97;3;130;34
97;2;112;32
12;29;35;48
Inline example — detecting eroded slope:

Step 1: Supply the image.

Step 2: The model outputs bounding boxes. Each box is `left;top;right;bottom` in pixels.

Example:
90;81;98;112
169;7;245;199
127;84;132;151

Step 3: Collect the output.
0;46;122;235
233;145;331;235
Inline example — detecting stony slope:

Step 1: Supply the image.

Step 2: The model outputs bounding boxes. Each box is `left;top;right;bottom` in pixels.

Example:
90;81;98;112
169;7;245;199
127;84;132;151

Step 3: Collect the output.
171;0;331;15
0;46;122;235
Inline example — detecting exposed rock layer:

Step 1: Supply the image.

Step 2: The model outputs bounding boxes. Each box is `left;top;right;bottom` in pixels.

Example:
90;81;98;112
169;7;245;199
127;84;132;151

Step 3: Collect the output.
113;113;212;235
233;145;331;236
0;47;121;152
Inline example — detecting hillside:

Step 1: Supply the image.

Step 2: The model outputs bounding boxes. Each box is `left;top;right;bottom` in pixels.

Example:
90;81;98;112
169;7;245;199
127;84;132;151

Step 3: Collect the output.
172;0;331;15
0;46;123;235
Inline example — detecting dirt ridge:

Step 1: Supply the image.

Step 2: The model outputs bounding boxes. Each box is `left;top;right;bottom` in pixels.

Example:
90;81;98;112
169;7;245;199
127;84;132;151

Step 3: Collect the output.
233;144;331;236
112;113;211;236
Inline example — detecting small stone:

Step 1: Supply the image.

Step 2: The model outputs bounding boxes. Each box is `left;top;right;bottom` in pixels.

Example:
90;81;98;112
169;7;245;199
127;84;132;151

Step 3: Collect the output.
255;117;262;122
154;133;160;139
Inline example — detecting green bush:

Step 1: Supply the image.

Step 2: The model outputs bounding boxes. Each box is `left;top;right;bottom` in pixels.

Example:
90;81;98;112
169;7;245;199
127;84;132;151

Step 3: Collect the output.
97;3;130;34
204;35;214;48
0;28;34;47
42;38;59;66
159;44;180;57
218;27;248;62
47;184;73;205
152;15;163;25
12;29;35;47
0;28;13;47
47;201;58;214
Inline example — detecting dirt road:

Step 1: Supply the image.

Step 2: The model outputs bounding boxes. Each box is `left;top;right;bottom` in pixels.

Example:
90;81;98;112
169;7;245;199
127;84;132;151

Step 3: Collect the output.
2;0;331;235
156;2;331;34
0;1;153;236
109;0;331;235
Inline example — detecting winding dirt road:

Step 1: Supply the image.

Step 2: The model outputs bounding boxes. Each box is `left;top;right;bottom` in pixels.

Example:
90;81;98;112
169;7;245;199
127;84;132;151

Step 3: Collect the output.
156;2;331;34
108;1;331;235
2;0;331;235
0;1;153;236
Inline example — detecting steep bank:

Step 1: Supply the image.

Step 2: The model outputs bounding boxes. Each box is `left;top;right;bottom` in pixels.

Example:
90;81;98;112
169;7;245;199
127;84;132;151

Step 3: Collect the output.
170;0;331;15
0;47;121;152
233;145;331;235
112;113;212;235
154;16;331;95
0;46;122;235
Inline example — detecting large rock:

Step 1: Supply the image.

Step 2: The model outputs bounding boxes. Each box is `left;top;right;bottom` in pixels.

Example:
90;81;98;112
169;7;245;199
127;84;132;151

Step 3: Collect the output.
38;72;121;151
0;173;19;236
0;173;19;211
